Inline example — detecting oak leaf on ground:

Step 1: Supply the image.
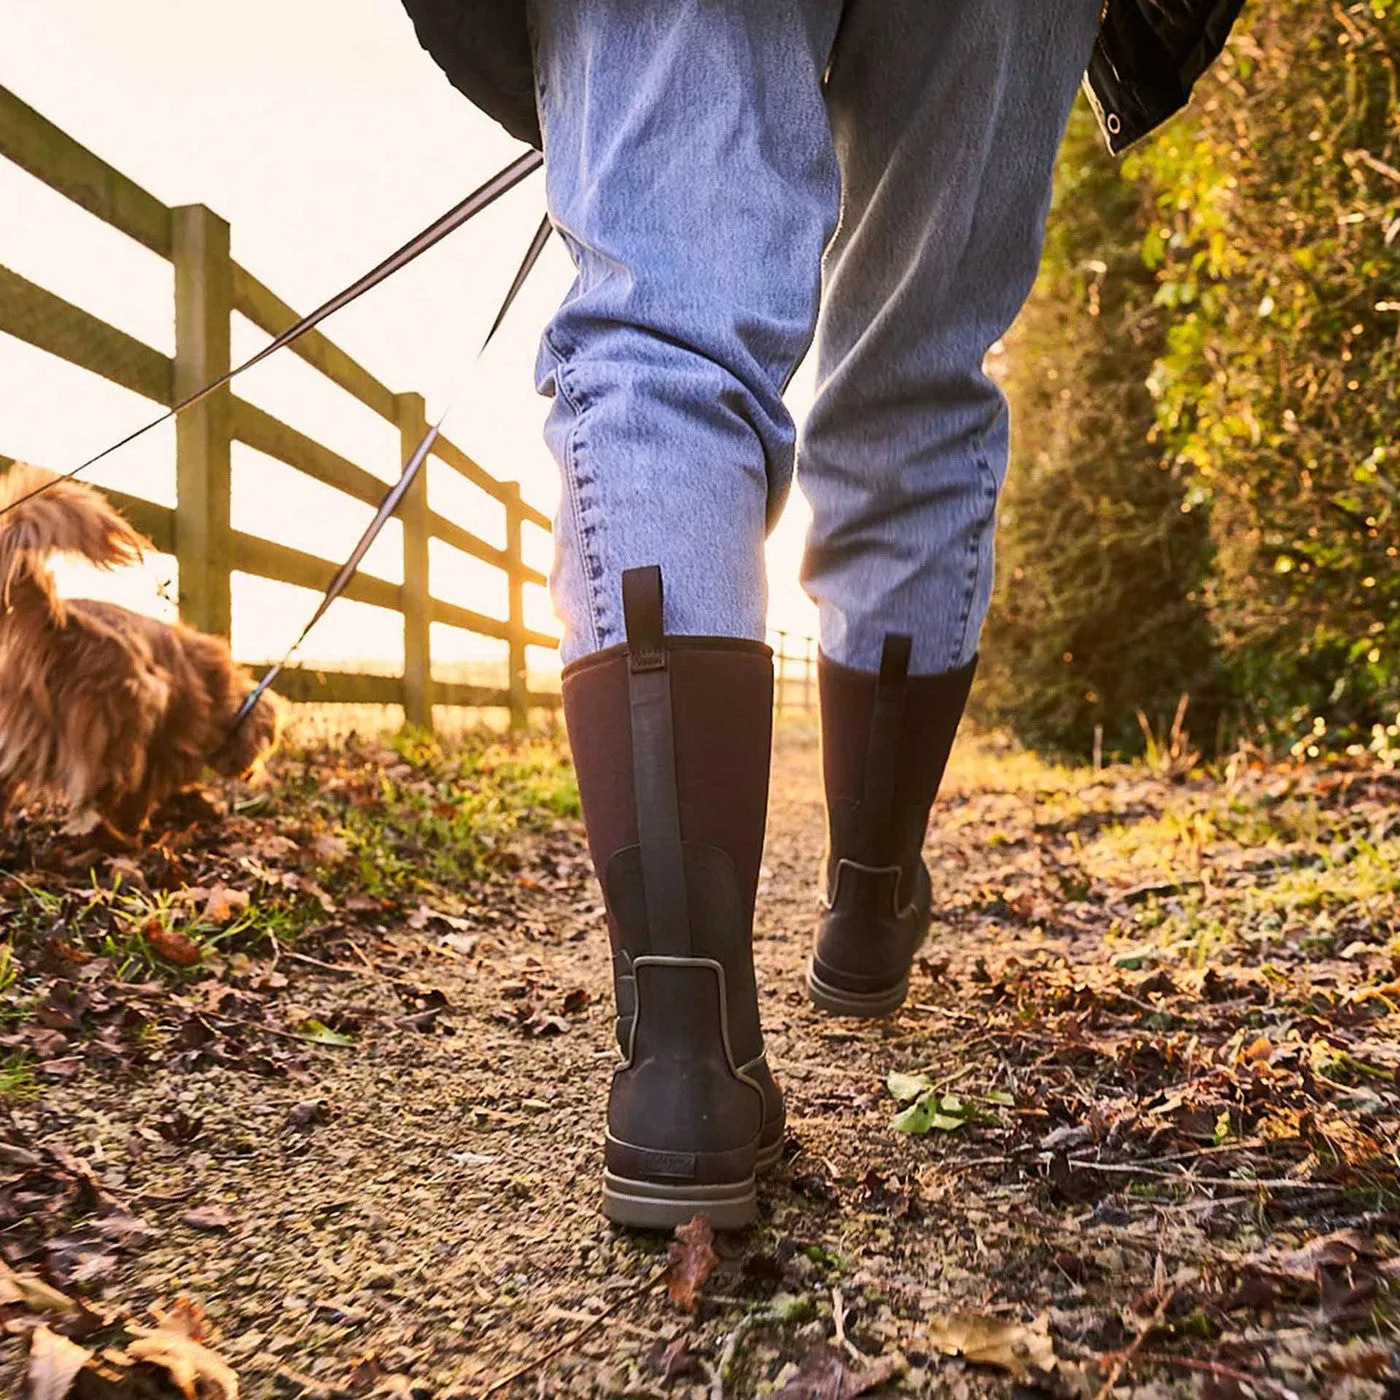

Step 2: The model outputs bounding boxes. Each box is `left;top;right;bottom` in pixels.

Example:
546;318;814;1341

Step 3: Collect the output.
145;924;202;968
25;1325;92;1400
125;1322;240;1400
202;887;250;926
926;1312;1058;1382
664;1214;718;1312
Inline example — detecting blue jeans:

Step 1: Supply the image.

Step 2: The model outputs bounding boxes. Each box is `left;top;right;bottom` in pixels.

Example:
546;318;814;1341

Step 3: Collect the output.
531;0;1102;674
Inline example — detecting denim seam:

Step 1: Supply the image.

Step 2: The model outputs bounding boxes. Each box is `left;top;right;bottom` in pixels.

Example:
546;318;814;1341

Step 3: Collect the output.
542;330;606;654
951;418;999;671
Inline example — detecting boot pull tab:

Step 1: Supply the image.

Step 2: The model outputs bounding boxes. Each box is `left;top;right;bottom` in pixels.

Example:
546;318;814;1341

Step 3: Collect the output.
860;633;913;865
621;565;690;957
623;565;667;673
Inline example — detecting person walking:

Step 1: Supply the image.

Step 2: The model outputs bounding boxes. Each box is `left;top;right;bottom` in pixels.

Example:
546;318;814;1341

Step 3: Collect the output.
401;0;1245;1228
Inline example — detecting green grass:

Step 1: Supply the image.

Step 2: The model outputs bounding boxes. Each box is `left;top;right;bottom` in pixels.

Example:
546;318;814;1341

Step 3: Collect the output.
294;728;580;906
0;726;582;987
0;1053;38;1104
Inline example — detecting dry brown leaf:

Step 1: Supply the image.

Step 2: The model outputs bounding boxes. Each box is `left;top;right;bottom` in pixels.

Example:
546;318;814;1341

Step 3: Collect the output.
663;1214;718;1312
308;833;350;865
926;1312;1057;1381
772;1345;903;1399
145;924;202;967
202;887;250;926
159;1297;215;1342
183;1204;234;1232
1254;1229;1381;1280
126;1324;239;1400
26;1325;92;1400
0;1262;79;1316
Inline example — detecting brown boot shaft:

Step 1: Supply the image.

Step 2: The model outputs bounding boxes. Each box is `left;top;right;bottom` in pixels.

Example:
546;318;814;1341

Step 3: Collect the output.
562;566;783;1228
808;638;975;1017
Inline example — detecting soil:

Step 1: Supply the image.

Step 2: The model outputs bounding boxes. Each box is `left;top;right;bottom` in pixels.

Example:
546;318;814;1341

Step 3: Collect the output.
2;724;1397;1398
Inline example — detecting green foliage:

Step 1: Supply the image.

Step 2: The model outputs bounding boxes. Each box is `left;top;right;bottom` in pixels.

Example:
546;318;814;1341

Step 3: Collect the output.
0;1053;38;1104
984;3;1400;758
1132;2;1400;750
979;104;1226;759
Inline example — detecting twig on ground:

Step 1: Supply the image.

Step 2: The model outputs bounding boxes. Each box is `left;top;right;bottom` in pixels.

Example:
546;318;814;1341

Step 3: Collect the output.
711;1314;761;1400
283;947;421;988
832;1287;868;1364
909;1003;982;1024
477;1264;668;1398
197;1011;351;1048
536;1305;656;1343
1151;1137;1274;1164
947;1147;1040;1173
1066;1158;1333;1192
1137;1351;1296;1399
1111;991;1168;1016
1092;1287;1175;1400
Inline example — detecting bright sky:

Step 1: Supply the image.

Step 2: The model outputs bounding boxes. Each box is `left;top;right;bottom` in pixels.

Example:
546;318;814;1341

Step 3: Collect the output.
0;0;819;681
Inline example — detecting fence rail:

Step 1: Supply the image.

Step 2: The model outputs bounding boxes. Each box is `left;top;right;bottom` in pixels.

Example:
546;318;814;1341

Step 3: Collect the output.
0;85;821;722
0;84;557;728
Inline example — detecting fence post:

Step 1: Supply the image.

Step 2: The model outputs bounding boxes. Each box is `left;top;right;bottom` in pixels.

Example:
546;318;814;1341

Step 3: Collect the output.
804;636;815;713
396;392;433;731
504;483;528;730
172;204;232;636
775;631;787;716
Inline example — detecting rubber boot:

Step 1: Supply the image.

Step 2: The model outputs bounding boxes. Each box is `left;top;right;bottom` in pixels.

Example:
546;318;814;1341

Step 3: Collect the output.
562;566;784;1229
806;636;976;1018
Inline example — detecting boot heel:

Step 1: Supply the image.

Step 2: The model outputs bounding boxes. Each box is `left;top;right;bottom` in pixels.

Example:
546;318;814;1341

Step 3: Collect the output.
805;957;910;1018
601;1171;757;1230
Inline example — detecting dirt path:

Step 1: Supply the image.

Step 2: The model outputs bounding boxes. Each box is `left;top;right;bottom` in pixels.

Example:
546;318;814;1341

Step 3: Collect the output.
3;728;1398;1397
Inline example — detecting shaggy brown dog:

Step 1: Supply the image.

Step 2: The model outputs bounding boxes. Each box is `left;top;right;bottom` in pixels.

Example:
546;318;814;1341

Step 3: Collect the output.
0;463;279;840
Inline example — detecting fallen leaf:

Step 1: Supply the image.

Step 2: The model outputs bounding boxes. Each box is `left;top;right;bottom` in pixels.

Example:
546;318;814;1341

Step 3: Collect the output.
26;1325;92;1400
287;875;337;914
288;1100;329;1128
0;1263;79;1316
772;1344;903;1398
183;1204;234;1231
893;1089;967;1135
644;1336;703;1380
1040;1123;1094;1151
162;1297;216;1343
664;1214;718;1312
926;1312;1057;1382
408;903;470;932
887;1070;933;1103
1264;1230;1379;1279
126;1323;240;1400
297;1019;355;1047
309;834;350;865
145;925;202;967
202;887;250;926
523;1011;570;1037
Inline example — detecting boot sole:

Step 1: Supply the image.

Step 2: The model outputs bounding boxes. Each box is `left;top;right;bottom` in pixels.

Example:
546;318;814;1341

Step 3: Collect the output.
755;1136;783;1174
805;959;910;1019
601;1171;757;1230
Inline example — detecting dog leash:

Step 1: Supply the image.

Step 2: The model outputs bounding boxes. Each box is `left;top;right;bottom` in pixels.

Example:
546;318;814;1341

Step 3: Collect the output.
230;209;555;729
0;149;544;523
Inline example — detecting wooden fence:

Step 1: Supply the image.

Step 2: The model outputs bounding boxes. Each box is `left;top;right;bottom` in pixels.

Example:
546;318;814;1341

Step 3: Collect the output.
771;630;818;716
0;84;558;729
0;85;821;723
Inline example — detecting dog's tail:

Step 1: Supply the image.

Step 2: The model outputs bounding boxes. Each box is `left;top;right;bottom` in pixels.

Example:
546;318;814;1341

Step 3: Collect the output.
0;464;147;618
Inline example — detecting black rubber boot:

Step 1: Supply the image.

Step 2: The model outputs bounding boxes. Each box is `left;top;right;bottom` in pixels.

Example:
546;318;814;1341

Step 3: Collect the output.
806;637;976;1018
562;566;783;1229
